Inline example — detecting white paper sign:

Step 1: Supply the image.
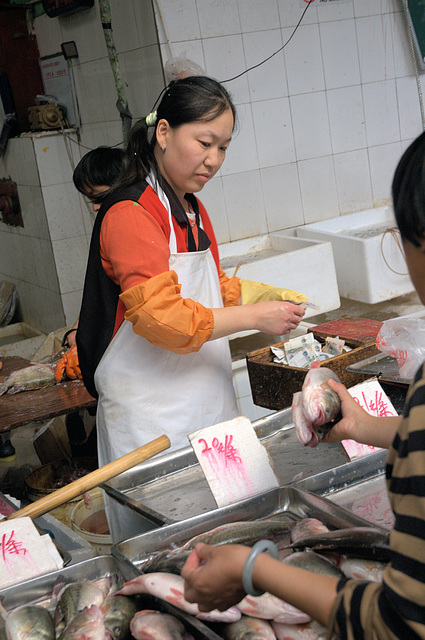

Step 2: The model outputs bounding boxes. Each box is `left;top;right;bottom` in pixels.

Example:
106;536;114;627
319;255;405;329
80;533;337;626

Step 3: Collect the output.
341;378;398;461
188;415;279;508
0;517;63;589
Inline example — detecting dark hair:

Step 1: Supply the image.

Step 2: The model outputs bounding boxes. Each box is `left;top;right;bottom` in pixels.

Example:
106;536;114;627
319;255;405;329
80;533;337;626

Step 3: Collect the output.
73;146;126;198
392;131;425;247
117;76;237;189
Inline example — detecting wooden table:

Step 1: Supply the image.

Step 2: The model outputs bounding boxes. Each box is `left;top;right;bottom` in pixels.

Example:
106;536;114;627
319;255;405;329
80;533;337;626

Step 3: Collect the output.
0;357;96;434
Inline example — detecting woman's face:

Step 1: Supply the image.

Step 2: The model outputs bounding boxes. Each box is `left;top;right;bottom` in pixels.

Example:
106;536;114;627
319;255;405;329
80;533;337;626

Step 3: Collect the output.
82;184;110;212
402;236;425;304
155;108;234;206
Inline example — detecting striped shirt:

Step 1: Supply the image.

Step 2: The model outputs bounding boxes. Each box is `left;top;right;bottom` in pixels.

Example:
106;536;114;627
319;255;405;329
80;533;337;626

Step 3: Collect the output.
327;363;425;639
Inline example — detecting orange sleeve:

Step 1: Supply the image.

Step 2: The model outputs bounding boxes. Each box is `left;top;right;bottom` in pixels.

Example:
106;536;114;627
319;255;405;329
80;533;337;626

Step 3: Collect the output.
100;199;172;291
219;267;241;307
119;270;214;353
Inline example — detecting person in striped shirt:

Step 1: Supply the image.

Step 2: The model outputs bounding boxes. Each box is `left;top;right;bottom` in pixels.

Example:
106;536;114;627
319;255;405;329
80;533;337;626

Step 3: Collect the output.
182;130;425;640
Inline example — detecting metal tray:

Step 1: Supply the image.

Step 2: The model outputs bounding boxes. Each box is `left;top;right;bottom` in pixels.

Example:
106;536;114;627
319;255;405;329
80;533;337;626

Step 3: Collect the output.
0;554;222;640
103;408;349;526
294;450;394;529
346;352;411;385
112;484;385;575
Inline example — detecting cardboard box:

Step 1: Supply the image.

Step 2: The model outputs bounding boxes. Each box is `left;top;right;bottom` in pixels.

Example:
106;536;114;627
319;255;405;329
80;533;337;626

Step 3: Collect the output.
246;334;379;411
32;416;71;464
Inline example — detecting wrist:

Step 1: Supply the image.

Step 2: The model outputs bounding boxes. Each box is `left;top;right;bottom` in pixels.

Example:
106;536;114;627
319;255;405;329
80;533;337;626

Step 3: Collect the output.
242;540;279;596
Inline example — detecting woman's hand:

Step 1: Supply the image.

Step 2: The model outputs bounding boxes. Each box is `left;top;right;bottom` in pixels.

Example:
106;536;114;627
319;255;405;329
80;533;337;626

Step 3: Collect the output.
251;301;305;335
182;543;249;612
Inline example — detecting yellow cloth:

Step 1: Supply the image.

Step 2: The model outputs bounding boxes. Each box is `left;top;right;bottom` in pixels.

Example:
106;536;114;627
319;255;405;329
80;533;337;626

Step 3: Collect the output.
240;279;307;305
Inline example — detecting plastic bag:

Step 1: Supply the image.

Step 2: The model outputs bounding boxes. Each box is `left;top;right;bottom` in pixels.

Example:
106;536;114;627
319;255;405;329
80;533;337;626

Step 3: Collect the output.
376;317;425;379
164;55;206;84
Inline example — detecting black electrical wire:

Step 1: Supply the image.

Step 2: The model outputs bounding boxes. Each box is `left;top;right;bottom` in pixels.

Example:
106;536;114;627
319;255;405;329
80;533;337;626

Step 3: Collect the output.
220;0;314;83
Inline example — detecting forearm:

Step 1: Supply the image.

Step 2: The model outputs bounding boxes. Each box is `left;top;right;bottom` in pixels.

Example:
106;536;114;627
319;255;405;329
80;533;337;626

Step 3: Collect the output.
210;305;256;339
348;414;401;449
252;554;339;627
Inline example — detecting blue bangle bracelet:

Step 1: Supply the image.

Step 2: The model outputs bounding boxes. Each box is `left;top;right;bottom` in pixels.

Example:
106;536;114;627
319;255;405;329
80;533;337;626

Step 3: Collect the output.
242;539;279;597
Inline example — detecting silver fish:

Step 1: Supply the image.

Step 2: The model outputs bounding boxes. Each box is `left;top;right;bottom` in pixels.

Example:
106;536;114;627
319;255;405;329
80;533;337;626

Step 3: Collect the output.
236;593;310;625
4;605;55;640
130;610;194;640
56;583;106;626
116;573;241;623
282;550;343;578
286;526;391;561
0;363;56;396
143;517;298;575
223;615;276;640
58;605;105;640
339;556;387;582
292;366;341;447
290;518;329;543
272;619;329;640
100;596;138;640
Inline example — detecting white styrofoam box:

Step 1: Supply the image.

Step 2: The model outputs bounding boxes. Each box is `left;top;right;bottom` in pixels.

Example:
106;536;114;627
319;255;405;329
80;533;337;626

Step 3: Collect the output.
296;207;414;304
0;323;45;359
219;232;340;318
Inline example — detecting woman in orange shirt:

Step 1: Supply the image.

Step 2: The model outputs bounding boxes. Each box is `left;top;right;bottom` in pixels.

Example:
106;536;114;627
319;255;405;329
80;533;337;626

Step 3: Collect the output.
77;76;306;540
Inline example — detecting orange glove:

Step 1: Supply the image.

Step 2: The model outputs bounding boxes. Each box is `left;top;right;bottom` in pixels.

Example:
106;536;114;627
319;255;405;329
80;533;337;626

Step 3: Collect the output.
54;345;82;382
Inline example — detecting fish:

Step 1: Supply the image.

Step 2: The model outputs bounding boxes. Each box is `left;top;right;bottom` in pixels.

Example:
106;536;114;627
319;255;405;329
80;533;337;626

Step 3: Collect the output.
143;516;298;575
100;596;138;640
236;593;311;625
272;619;329;640
282;550;343;578
130;610;194;640
115;573;241;623
58;605;105;640
292;365;341;448
0;363;56;396
338;556;387;582
290;518;329;544
285;526;391;561
223;615;276;640
3;605;55;640
56;582;106;626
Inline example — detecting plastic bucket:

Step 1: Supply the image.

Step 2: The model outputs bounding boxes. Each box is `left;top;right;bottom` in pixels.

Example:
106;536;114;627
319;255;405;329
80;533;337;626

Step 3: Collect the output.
71;488;112;556
24;457;97;528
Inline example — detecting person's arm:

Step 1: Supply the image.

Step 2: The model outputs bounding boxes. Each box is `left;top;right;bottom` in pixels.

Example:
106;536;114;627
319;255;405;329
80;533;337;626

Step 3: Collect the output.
324;378;401;449
210;301;305;340
182;543;339;628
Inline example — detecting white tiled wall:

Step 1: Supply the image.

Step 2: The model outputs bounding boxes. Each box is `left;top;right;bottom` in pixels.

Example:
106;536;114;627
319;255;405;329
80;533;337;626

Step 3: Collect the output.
0;0;421;333
153;0;418;243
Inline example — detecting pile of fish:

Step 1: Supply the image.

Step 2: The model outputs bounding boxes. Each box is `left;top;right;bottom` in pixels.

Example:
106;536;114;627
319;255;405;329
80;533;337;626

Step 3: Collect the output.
0;516;390;640
116;515;390;640
292;365;342;448
0;573;198;640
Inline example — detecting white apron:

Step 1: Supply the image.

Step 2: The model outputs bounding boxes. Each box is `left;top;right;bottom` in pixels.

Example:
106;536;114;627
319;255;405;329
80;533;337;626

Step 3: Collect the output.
95;187;238;541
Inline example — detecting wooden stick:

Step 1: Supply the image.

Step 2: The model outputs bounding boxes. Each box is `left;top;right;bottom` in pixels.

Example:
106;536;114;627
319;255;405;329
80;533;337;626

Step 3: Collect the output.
6;435;170;521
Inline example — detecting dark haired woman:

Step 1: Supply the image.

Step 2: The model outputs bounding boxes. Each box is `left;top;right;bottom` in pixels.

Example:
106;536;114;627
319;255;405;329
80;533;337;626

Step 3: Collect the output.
77;76;306;540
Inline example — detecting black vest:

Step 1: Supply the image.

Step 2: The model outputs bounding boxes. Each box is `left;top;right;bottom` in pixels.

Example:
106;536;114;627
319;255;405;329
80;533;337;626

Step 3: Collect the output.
76;180;211;399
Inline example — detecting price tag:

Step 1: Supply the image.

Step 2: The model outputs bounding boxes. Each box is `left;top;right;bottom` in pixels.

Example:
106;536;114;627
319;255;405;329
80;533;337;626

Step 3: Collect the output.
188;416;279;508
0;517;63;589
341;378;398;461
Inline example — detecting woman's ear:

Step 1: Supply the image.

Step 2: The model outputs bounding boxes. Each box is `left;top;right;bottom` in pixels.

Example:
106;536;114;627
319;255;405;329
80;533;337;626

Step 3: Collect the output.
156;119;170;149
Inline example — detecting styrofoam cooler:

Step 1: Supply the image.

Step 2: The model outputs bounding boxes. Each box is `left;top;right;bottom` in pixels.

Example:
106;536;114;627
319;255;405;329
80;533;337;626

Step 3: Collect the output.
296;207;414;304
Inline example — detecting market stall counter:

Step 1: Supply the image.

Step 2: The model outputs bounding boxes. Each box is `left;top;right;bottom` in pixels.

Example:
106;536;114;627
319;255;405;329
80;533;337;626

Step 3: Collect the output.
0;356;96;433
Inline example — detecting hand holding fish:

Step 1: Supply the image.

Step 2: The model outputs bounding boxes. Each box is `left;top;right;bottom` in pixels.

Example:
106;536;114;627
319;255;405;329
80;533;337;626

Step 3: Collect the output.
324;378;401;449
182;543;249;611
